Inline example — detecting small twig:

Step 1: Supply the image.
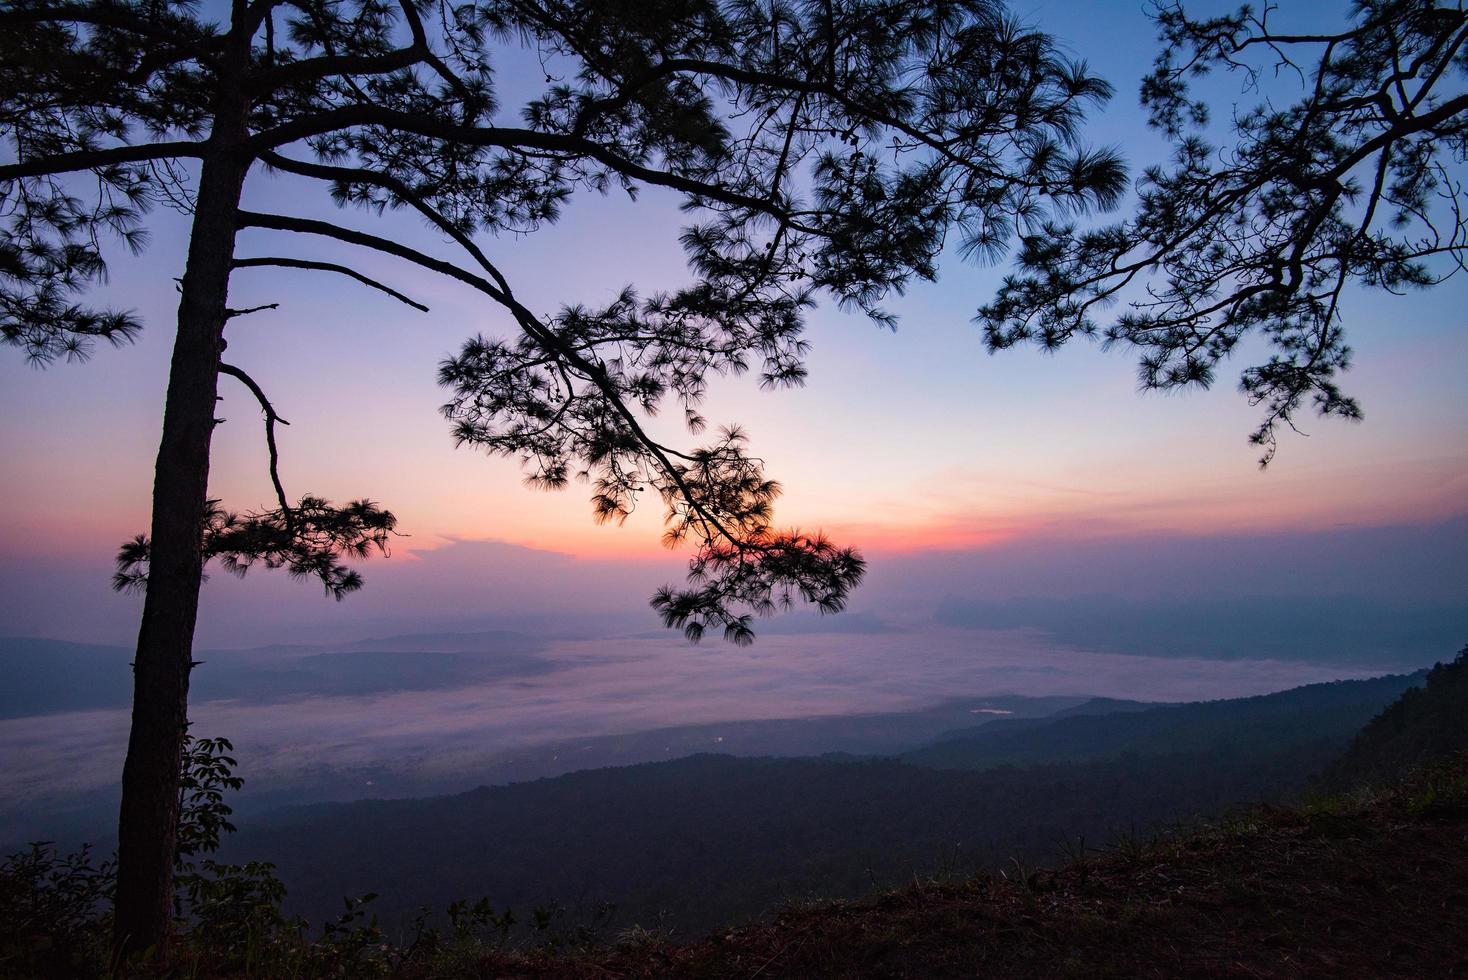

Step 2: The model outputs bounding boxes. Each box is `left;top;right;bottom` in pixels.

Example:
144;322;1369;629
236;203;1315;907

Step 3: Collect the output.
224;301;280;319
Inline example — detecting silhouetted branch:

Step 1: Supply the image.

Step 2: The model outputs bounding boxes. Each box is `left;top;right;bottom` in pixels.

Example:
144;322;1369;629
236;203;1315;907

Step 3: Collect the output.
114;497;398;599
246;34;425;93
982;0;1467;464
0;141;207;181
218;362;292;525
249;107;810;223
256;151;508;292
232;257;428;311
223;302;279;319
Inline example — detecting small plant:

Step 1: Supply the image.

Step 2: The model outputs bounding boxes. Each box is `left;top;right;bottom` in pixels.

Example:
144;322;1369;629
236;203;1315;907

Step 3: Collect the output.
614;921;671;951
174;736;244;861
1057;835;1091;884
0;842;114;977
0;733;299;977
447;896;517;947
176;859;298;969
308;893;387;975
171;735;304;969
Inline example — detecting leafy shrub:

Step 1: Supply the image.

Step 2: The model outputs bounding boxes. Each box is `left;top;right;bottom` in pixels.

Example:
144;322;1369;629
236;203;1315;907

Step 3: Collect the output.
0;842;114;977
0;733;582;977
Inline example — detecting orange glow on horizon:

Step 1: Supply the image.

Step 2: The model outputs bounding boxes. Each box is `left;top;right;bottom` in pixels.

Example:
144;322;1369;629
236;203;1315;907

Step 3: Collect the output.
5;436;1463;568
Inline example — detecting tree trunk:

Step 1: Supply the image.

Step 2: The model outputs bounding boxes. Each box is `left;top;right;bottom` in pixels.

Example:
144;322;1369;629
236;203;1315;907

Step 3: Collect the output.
111;122;249;960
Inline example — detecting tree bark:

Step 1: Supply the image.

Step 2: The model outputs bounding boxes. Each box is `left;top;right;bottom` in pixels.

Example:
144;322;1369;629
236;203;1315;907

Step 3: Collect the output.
111;80;250;962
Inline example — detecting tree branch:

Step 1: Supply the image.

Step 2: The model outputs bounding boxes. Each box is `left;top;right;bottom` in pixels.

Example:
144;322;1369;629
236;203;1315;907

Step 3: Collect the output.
237;206;744;548
246;40;426;92
236;209;508;300
224;302;279;319
218;362;292;524
257;150;513;295
247;108;793;219
232;256;428;310
0;4;223;57
0;141;207;182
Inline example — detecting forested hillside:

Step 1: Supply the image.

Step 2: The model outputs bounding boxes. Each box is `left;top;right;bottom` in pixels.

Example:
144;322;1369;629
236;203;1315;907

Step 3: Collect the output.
478;754;1468;979
1325;647;1468;789
226;673;1422;935
903;672;1424;770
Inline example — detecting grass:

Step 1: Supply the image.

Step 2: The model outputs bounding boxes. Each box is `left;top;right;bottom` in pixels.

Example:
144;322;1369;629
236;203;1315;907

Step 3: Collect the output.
458;753;1468;979
9;755;1467;979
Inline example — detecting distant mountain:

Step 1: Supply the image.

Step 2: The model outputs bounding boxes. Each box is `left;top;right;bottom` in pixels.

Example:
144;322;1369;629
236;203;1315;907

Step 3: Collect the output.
901;672;1424;771
934;594;1467;665
411;694;1090;786
0;637;132;718
1051;696;1160;717
340;630;544;654
224;673;1418;935
918;696;1163;747
1324;645;1468;790
0;632;550;718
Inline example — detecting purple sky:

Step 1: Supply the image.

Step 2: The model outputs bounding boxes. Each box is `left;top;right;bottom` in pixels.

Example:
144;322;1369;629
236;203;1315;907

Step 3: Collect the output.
2;0;1465;650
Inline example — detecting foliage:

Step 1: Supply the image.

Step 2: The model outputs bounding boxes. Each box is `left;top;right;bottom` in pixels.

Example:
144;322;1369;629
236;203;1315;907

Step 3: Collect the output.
1;734;658;977
168;736;300;967
174;735;244;864
0;842;114;978
113;498;398;600
980;0;1468;463
0;735;296;977
1324;644;1468;789
1;0;1130;637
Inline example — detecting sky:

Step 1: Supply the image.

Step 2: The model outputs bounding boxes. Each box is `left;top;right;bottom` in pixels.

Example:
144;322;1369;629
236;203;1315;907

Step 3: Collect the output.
2;0;1466;652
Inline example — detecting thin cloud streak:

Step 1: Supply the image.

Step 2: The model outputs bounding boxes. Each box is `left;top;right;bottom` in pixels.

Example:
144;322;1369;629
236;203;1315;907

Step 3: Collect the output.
3;514;1464;648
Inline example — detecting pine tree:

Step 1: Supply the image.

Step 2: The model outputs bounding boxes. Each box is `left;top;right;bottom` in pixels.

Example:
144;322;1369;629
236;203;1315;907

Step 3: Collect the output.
0;0;1125;956
980;0;1468;465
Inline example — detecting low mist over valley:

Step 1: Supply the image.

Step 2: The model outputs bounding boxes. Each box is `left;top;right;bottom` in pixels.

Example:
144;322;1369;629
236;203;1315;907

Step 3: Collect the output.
1;609;1450;849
